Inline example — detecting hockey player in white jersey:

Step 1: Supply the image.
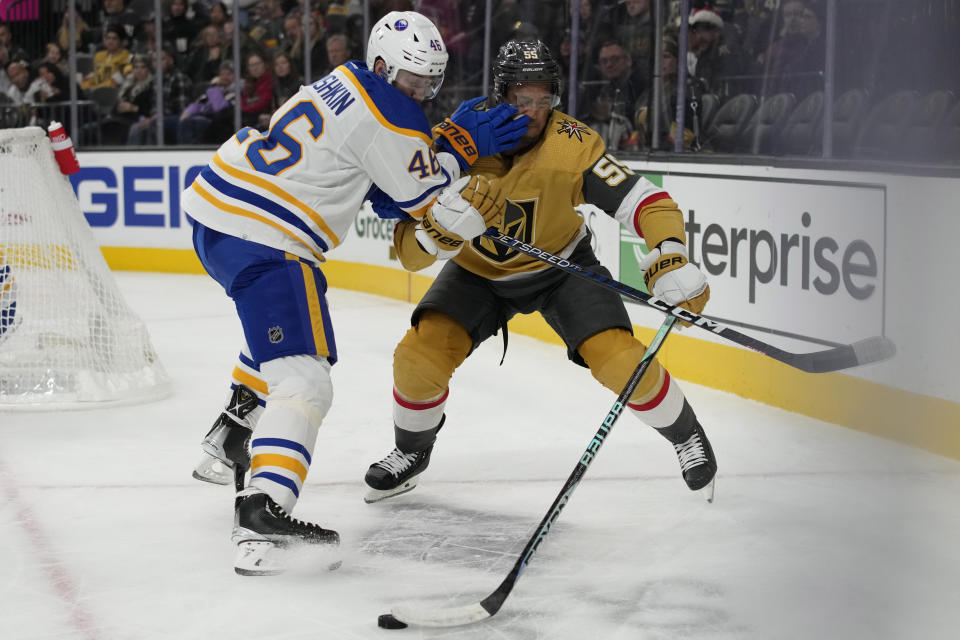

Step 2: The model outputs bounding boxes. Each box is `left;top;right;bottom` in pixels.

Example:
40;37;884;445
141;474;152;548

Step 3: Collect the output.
183;11;529;575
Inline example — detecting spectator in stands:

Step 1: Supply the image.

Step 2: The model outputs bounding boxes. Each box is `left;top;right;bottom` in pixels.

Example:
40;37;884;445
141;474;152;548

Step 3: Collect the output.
222;19;261;68
24;62;73;104
418;0;465;56
241;52;273;128
585;91;638;151
0;45;10;95
0;24;25;65
205;2;230;32
756;0;825;98
164;0;201;58
735;0;781;64
325;2;348;35
131;13;158;57
100;54;154;144
81;23;131;90
178;60;237;144
127;45;194;145
4;59;30;106
271;52;299;106
324;33;351;73
686;7;741;97
186;25;226;86
590;39;645;148
635;36;699;150
613;0;654;89
249;0;286;50
97;0;139;43
281;9;327;78
57;9;95;55
34;43;70;77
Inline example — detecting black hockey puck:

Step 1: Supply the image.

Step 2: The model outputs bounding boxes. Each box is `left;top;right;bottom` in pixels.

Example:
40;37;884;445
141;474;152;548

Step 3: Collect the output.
377;613;407;630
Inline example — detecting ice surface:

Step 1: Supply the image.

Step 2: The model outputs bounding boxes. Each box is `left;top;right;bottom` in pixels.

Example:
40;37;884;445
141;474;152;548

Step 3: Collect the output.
1;273;958;639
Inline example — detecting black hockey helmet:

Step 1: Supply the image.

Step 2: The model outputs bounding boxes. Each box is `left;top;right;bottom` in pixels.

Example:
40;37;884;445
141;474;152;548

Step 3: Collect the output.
492;40;562;107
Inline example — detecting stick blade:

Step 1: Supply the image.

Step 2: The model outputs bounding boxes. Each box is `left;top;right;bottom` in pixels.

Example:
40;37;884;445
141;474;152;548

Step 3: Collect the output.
390;602;492;628
851;336;896;367
789;335;896;373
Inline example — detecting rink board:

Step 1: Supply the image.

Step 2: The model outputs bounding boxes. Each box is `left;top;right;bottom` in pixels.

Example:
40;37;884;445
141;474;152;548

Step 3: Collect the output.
71;149;960;460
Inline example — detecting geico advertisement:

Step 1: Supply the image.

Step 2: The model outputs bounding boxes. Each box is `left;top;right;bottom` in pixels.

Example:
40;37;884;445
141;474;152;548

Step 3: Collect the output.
72;151;208;249
70;151;408;267
622;174;885;346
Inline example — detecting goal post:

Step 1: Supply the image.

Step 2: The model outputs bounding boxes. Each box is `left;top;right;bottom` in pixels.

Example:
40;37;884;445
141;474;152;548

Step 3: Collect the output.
0;126;170;409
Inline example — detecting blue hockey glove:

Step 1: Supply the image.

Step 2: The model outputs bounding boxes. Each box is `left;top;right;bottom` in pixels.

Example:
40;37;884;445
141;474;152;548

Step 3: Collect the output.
436;96;532;171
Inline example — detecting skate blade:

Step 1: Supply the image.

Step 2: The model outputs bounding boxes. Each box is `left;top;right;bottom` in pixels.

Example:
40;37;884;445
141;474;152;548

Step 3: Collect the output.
233;539;342;576
363;477;420;504
700;476;716;504
192;452;233;485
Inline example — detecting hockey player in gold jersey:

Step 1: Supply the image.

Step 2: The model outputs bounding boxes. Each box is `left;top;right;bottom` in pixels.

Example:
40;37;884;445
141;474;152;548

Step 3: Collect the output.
364;40;717;503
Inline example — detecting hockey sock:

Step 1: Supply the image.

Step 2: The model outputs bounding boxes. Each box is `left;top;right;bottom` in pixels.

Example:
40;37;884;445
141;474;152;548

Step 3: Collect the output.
627;369;687;432
393;387;447;452
228;347;268;427
249;409;319;513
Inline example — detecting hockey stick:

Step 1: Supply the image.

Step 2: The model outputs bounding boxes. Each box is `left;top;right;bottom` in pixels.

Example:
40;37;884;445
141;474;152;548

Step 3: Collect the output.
379;315;678;630
482;230;895;373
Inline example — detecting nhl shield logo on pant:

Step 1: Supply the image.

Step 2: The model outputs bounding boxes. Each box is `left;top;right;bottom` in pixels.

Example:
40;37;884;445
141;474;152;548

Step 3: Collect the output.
268;326;284;344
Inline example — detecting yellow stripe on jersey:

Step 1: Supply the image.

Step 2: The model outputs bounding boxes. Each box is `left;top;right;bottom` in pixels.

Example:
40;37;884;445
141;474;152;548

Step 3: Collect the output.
251;453;308;482
297;258;331;358
211;154;341;248
339;66;433;144
190;182;326;263
406;201;433;221
231;365;268;395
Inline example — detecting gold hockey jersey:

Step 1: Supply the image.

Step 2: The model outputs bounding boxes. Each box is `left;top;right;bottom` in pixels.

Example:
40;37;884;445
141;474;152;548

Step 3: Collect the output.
394;110;688;277
454;110;687;280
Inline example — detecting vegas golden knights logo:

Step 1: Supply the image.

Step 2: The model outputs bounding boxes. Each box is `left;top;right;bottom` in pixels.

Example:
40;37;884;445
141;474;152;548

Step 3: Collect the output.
471;199;536;262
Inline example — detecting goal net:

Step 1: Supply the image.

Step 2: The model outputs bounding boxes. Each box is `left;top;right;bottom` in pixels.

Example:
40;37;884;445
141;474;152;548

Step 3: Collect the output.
0;126;170;409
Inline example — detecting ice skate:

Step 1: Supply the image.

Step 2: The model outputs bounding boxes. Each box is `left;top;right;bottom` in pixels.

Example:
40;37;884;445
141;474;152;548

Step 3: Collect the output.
672;422;717;493
364;446;433;503
192;385;258;485
231;489;340;576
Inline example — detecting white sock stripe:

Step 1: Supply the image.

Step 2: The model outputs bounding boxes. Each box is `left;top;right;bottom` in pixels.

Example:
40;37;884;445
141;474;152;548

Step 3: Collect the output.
629;376;685;429
393;389;447;432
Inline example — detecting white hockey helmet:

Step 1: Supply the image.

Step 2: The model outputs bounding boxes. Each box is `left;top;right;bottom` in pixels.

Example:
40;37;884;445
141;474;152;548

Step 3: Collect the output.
366;11;448;99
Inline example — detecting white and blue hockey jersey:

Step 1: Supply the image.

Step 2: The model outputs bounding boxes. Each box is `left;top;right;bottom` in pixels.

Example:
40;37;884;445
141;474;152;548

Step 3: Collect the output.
183;61;453;263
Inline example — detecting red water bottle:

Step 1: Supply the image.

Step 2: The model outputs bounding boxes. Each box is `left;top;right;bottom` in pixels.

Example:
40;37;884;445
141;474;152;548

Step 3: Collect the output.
47;121;80;175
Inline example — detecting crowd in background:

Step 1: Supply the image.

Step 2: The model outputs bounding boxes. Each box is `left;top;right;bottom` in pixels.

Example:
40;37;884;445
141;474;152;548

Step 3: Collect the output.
0;0;957;161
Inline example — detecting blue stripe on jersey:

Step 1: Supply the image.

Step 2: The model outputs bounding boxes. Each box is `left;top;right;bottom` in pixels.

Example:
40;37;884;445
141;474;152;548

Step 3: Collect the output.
251;437;313;465
394;167;451;209
238;351;259;370
231;383;267;407
200;167;330;253
251;471;300;497
343;61;432;136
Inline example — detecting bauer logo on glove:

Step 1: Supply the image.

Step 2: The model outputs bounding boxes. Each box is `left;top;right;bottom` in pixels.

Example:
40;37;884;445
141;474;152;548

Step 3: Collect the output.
638;240;710;318
643;255;686;288
417;175;505;257
436;119;478;165
435;97;531;171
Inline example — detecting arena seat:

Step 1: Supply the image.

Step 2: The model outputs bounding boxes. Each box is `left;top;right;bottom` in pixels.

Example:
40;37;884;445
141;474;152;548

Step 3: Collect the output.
736;92;796;154
776;90;823;155
701;93;757;152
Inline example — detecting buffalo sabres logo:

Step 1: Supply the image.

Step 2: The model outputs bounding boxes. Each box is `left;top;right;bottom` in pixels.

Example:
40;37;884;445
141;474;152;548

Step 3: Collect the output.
394;18;409;30
557;119;590;142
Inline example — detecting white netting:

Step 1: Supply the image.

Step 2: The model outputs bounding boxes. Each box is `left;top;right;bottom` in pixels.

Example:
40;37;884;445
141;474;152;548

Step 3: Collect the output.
0;126;170;409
